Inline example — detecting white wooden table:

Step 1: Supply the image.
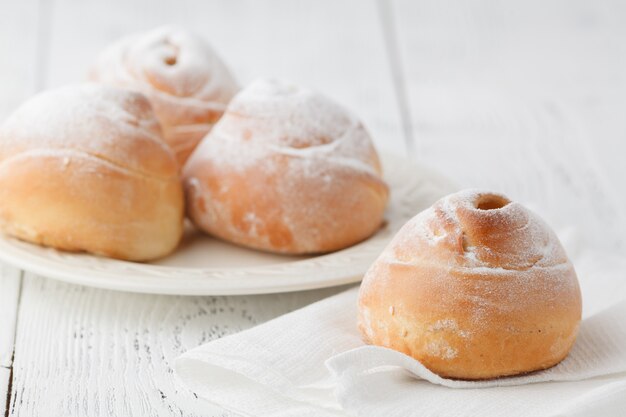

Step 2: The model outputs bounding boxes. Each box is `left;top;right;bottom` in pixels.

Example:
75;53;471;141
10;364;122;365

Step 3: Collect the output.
1;1;625;415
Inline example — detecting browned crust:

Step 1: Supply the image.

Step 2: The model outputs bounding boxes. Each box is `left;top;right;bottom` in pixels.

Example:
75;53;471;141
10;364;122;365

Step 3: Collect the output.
357;191;582;380
184;153;389;254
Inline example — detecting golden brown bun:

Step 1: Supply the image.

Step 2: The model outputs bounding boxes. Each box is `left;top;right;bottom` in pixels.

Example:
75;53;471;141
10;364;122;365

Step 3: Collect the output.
183;79;389;254
89;25;239;164
0;84;184;261
358;190;582;380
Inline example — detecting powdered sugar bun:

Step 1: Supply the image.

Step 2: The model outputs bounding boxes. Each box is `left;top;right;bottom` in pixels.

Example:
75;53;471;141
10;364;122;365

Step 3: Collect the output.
358;189;582;380
89;25;239;164
183;78;389;254
0;84;184;261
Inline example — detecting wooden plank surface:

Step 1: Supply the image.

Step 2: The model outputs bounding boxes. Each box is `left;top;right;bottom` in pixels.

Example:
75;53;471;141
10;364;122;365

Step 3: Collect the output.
7;1;402;416
0;268;21;417
0;0;40;414
4;1;626;416
391;0;626;254
10;274;346;416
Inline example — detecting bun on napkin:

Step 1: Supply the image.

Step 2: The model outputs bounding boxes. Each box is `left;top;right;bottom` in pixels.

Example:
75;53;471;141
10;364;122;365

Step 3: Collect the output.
0;84;184;261
358;190;582;380
183;78;389;254
89;25;239;164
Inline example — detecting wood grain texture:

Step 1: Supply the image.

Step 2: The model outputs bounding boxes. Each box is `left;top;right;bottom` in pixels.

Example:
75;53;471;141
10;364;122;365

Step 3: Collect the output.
7;1;402;416
0;267;21;367
5;1;626;416
0;267;21;417
391;0;626;254
0;0;40;414
9;274;347;417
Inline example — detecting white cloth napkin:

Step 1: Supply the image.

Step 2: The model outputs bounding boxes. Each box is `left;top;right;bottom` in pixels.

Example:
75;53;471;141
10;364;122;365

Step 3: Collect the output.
175;247;626;417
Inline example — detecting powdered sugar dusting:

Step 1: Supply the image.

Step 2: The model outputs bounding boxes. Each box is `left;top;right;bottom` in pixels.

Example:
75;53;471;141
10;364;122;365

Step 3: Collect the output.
184;78;387;253
427;340;458;360
90;24;238;162
91;25;237;104
359;190;582;369
0;84;177;179
392;189;572;272
361;189;580;338
194;78;380;175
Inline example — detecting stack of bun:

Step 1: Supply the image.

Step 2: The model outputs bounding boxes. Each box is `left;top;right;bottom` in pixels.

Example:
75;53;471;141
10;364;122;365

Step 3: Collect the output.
0;26;584;382
0;27;389;260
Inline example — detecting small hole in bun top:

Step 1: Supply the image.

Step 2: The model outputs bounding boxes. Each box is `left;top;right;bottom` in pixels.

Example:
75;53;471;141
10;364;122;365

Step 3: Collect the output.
475;194;510;210
164;56;177;66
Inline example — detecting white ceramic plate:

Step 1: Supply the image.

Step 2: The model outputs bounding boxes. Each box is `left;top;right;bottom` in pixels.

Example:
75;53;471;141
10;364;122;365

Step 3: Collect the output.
0;154;456;295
